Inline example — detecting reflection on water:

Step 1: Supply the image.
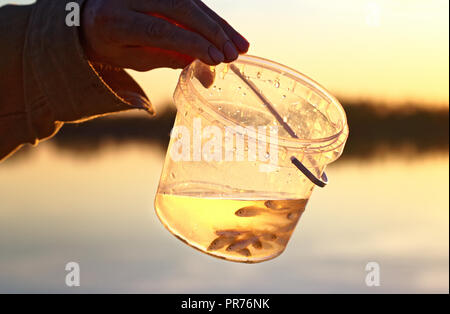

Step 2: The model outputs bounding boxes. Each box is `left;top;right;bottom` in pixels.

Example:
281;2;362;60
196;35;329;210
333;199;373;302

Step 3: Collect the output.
0;141;447;293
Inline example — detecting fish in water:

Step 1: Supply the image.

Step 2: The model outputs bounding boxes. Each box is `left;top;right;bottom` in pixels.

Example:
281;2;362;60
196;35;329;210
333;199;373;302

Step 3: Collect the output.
252;240;263;249
260;232;277;241
265;199;308;211
286;210;304;221
207;236;235;251
277;221;297;233
237;248;251;257
260;241;273;250
226;236;258;252
234;206;267;217
215;229;243;237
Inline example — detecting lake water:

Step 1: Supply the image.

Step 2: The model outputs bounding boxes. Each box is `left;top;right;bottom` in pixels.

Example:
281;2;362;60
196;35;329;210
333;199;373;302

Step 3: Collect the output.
0;142;448;293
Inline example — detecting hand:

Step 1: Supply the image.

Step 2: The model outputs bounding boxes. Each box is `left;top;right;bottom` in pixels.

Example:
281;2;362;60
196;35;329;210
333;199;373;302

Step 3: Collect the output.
81;0;250;71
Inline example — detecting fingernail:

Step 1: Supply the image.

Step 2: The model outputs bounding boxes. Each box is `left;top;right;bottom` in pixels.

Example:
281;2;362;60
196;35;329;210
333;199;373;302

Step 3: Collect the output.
209;46;225;64
223;41;239;61
232;35;250;52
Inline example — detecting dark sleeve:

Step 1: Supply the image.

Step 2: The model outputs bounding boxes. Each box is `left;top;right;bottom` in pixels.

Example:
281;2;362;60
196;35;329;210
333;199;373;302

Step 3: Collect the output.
0;0;155;162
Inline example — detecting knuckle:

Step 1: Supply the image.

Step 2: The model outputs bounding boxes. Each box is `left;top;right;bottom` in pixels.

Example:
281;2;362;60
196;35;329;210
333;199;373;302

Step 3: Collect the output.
211;24;224;40
93;3;114;26
146;20;172;39
168;0;189;12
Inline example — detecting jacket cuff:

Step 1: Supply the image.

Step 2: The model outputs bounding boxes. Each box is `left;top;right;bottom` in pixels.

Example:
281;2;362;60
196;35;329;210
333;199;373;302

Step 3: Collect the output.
24;0;154;124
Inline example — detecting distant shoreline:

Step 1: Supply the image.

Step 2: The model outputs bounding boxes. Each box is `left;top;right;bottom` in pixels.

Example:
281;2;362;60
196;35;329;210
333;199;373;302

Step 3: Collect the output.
8;101;449;161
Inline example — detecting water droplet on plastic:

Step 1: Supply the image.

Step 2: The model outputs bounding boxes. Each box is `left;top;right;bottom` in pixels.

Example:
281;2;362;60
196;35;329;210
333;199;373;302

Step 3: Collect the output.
282;95;286;99
274;80;280;88
257;72;262;79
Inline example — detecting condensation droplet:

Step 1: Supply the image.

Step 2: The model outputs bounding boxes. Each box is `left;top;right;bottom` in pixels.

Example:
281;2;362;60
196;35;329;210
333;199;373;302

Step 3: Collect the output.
170;172;176;179
257;72;262;79
274;79;280;88
282;95;286;99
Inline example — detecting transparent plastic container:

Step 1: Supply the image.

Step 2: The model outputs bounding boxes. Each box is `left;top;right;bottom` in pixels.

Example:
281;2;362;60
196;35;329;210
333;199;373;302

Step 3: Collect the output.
155;55;349;263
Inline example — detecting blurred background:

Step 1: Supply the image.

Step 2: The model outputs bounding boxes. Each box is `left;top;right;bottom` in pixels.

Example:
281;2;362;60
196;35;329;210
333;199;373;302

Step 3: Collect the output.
0;0;448;293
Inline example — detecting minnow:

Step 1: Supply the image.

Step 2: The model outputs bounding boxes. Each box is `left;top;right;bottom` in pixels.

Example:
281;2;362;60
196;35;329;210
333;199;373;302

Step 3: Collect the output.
286;210;304;221
265;199;308;211
275;235;290;246
260;233;277;241
226;237;257;252
260;241;273;250
215;230;243;237
234;206;266;217
207;236;235;251
277;222;297;233
252;240;263;249
237;248;251;257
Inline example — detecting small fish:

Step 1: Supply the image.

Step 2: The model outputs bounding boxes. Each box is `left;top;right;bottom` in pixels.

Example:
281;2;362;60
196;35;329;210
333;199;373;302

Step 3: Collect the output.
237;248;251;257
260;233;277;241
286;210;304;221
260;241;273;250
252;240;263;249
226;237;257;252
265;199;308;211
275;235;290;246
207;236;235;251
277;222;297;233
235;206;266;217
215;230;242;237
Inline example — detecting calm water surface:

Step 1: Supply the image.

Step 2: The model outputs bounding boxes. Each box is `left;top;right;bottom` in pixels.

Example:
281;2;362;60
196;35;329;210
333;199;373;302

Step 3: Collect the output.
0;142;448;293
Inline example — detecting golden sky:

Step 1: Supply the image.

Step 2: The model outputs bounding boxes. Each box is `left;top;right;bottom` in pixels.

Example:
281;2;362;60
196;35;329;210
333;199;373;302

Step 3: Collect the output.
2;0;449;109
132;0;449;109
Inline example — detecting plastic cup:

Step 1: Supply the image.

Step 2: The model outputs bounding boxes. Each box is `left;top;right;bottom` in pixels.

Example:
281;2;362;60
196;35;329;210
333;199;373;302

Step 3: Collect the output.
155;55;349;263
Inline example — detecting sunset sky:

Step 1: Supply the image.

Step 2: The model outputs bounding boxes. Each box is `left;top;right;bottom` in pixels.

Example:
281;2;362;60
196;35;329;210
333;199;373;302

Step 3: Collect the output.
2;0;449;109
